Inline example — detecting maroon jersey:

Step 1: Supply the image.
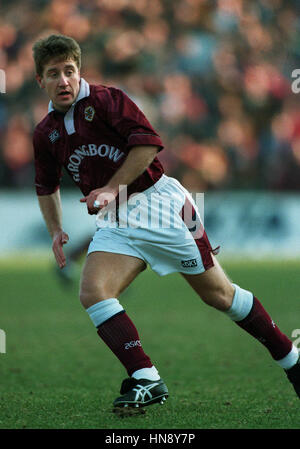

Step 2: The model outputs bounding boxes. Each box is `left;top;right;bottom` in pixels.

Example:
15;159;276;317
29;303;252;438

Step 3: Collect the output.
33;78;164;197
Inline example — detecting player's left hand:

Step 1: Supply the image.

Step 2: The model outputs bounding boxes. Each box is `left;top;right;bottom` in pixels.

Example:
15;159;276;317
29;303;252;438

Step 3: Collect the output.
80;186;118;215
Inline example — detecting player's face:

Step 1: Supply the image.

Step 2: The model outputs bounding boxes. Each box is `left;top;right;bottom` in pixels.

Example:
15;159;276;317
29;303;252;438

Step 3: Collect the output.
36;58;81;112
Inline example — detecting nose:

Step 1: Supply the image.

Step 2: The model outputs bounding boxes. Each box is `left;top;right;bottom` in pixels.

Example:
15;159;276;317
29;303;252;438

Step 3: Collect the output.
58;73;69;87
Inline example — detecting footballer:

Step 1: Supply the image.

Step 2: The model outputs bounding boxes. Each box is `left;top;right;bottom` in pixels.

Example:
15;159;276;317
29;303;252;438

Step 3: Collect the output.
32;34;300;412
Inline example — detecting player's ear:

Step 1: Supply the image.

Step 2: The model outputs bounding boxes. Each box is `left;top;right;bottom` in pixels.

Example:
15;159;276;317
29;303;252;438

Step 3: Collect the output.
35;74;45;89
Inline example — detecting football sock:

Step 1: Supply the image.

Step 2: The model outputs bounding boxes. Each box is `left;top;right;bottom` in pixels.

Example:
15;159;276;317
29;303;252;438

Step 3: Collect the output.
86;298;154;377
225;284;298;369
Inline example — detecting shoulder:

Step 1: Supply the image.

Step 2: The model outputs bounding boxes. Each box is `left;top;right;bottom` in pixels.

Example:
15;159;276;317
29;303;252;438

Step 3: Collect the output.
89;84;129;109
90;83;125;98
33;114;53;141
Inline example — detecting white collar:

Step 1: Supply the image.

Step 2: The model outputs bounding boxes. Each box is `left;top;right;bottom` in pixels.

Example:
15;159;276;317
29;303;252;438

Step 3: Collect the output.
48;78;90;114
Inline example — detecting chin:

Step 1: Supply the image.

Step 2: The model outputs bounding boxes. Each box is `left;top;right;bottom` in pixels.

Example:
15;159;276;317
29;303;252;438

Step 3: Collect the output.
55;101;73;112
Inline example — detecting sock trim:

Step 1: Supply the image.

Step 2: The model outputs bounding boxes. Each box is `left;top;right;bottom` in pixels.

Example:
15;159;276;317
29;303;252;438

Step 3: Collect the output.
277;345;299;370
132;366;160;381
224;284;254;321
86;298;124;327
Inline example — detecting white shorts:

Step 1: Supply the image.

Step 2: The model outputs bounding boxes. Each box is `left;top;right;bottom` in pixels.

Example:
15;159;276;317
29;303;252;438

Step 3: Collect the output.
87;175;218;276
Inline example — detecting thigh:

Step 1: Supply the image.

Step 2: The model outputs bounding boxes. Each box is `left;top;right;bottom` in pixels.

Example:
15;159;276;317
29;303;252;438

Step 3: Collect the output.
80;251;146;308
181;255;235;311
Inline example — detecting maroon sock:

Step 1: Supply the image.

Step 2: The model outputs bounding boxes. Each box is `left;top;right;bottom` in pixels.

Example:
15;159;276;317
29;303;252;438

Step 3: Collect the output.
97;311;153;376
236;297;292;360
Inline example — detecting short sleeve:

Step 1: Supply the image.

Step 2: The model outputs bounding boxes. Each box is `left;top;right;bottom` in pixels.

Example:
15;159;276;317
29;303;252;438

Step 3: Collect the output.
33;129;62;195
96;87;164;152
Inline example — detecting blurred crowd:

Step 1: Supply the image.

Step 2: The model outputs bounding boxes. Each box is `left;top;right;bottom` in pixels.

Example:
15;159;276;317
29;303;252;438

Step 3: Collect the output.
1;0;300;192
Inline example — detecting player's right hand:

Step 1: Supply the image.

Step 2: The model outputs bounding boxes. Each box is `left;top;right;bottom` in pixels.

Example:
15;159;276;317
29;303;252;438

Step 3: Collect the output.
52;230;69;269
80;187;118;215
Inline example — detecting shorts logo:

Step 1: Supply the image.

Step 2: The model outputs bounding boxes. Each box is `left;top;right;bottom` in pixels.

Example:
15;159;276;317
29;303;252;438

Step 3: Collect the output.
124;340;142;350
181;258;198;268
48;129;60;143
84;106;95;122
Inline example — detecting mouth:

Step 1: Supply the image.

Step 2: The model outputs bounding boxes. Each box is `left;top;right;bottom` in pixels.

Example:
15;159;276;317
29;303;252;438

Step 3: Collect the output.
57;90;72;100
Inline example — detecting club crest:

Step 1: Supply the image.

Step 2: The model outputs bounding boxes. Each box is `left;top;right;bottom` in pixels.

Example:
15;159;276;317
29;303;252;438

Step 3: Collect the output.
84;106;95;122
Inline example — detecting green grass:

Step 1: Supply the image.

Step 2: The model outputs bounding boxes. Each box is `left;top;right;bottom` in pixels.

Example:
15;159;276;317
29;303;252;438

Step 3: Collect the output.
0;256;299;429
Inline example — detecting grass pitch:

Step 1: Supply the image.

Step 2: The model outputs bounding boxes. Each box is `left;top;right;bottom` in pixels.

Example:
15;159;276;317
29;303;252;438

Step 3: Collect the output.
0;256;299;429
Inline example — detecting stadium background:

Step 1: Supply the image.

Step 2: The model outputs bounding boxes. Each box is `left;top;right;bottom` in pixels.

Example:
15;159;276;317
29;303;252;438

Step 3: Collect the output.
1;0;300;193
1;0;300;430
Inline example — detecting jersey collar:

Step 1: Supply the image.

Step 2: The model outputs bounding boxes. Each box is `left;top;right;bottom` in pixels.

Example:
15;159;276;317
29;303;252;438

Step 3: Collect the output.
47;77;90;114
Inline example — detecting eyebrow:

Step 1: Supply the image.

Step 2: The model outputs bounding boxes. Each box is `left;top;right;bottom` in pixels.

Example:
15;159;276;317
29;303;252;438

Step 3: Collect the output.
46;64;76;75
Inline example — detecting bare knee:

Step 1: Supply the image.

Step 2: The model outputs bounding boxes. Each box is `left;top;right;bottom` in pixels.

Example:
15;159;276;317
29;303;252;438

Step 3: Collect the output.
200;283;235;311
79;278;119;309
79;252;145;309
182;261;235;311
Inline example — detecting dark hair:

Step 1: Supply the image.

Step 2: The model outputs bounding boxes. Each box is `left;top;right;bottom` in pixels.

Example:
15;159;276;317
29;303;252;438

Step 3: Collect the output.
32;34;81;77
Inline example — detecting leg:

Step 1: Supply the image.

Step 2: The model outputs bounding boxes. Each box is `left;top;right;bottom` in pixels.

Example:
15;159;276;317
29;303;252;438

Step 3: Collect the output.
80;251;169;409
182;255;298;372
181;255;235;311
80;251;146;308
80;252;153;376
80;251;164;378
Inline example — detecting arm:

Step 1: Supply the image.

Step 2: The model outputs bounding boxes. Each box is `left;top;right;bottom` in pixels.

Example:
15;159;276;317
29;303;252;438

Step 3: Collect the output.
107;145;158;192
80;145;159;213
38;189;69;268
